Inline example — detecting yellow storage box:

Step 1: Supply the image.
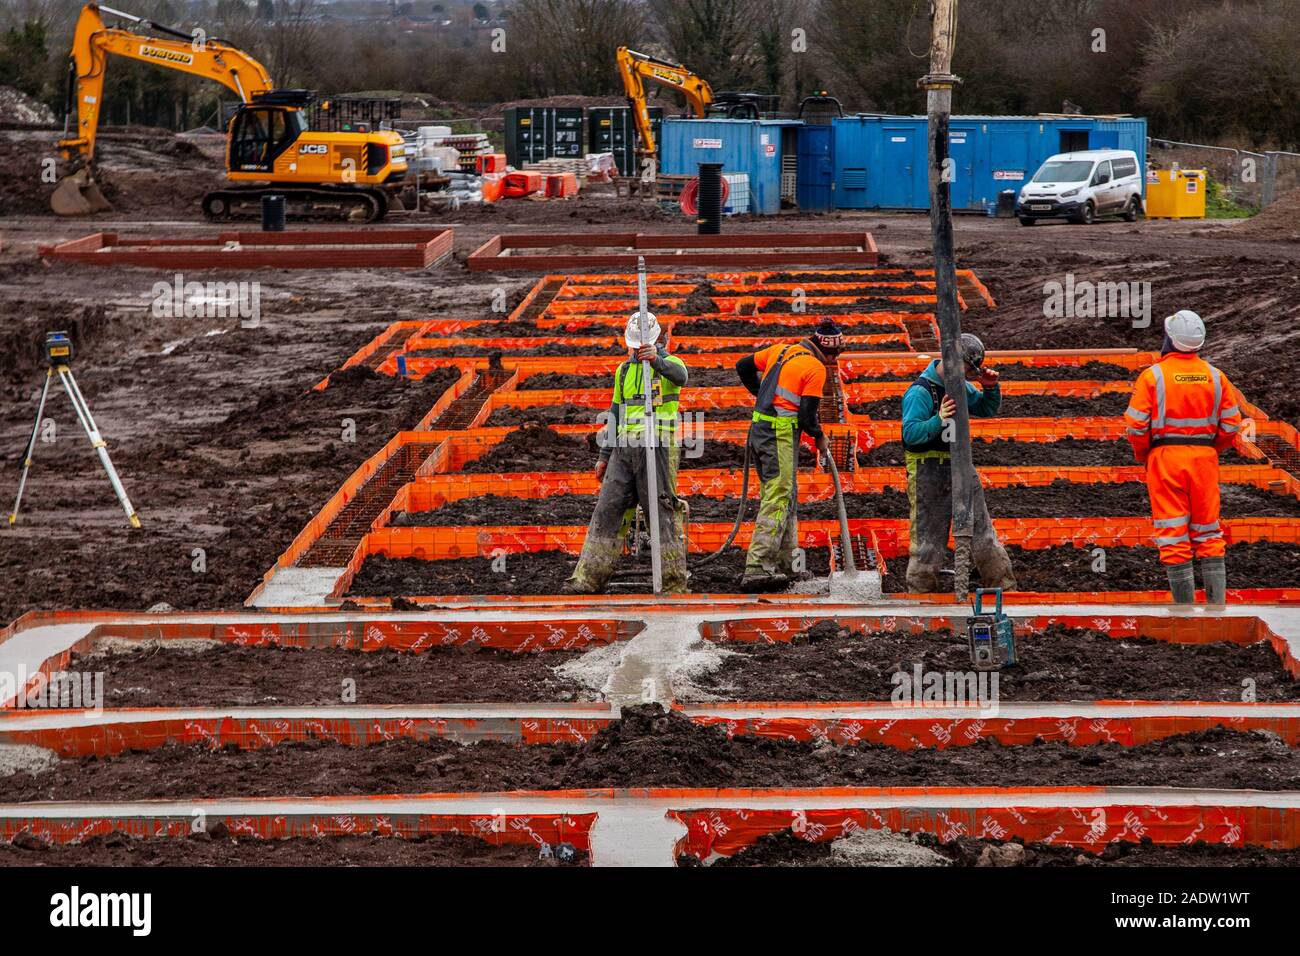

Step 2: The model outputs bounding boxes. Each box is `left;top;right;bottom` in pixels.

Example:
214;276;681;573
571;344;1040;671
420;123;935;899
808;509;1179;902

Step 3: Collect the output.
1145;168;1207;219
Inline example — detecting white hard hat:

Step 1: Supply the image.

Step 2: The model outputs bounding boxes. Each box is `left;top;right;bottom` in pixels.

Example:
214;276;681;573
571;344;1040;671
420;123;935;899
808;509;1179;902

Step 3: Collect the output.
1164;310;1206;352
624;311;661;349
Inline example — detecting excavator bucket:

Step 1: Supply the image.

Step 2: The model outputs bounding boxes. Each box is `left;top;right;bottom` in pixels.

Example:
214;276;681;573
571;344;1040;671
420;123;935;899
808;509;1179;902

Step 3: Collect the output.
50;168;112;216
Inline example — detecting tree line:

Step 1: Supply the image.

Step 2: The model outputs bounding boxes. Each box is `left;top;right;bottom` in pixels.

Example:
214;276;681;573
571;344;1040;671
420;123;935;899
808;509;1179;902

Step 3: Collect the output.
2;0;1296;148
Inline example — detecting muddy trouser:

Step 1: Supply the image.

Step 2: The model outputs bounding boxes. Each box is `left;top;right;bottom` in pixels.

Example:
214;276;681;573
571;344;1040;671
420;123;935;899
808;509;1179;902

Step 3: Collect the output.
904;450;1015;592
569;439;687;593
744;416;799;577
618;442;688;549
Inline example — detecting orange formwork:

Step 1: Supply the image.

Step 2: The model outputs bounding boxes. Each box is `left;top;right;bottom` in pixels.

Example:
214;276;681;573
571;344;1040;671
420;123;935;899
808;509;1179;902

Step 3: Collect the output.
670;799;1300;860
683;701;1300;750
0;710;616;757
0;809;595;852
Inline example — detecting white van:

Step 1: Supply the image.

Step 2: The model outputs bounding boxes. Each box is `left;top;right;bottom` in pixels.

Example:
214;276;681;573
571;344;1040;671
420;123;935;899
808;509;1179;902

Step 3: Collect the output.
1016;149;1144;225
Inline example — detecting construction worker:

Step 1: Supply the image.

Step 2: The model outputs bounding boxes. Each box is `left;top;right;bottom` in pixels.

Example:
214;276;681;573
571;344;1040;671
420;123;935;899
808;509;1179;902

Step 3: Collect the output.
734;319;842;591
901;333;1016;592
1125;310;1243;608
565;316;689;594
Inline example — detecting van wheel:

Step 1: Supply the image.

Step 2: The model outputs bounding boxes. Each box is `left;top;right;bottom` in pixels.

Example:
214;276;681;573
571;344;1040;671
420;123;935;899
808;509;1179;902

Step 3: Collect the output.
1018;217;1035;226
1122;197;1140;222
1073;201;1095;225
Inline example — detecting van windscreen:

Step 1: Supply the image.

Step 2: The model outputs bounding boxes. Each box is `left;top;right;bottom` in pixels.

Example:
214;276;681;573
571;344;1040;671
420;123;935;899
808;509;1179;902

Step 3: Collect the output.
1033;161;1094;183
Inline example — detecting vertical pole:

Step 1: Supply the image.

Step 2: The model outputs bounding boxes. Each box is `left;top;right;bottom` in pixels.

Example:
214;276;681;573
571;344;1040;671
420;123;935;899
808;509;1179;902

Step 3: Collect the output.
636;257;663;594
920;0;977;600
9;369;54;525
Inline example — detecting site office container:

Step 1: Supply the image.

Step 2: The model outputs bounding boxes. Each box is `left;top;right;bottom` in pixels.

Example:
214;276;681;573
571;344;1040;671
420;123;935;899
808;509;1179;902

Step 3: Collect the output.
503;107;585;167
589;106;664;177
659;118;802;214
832;115;1148;212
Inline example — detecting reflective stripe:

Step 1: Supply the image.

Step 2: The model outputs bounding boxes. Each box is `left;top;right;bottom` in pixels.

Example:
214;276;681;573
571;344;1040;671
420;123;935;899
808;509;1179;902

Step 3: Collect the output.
1193;531;1223;542
1220;421;1241;434
1125;406;1150;422
1125;427;1147;437
753;410;797;424
1165;416;1217;428
1152;515;1190;528
1155;533;1190;546
1191;521;1219;532
1211;367;1222;427
1151;364;1166;429
1220;405;1239;419
775;384;803;407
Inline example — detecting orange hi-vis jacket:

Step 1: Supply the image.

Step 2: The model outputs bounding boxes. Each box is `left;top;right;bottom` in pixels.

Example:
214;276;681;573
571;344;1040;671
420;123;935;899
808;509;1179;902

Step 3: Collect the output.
1125;352;1243;459
752;342;827;417
1124;352;1244;564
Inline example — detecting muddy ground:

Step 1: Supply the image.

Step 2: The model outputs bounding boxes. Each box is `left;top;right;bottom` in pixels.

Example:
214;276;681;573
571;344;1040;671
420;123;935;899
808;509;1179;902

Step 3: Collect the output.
391;480;1300;527
851;391;1130;419
879;541;1300;594
0;830;582;867
691;621;1299;702
71;641;591;706
704;828;1300;868
347;547;831;596
2;712;1297;801
0;296;461;619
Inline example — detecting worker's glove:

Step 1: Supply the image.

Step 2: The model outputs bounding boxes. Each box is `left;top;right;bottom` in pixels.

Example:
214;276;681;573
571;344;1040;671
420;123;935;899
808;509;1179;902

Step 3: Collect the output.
634;345;657;363
595;460;608;482
938;396;957;420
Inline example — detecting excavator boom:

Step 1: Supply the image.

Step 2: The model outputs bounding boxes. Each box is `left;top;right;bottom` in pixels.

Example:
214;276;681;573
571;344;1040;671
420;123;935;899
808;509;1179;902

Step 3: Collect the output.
53;3;273;214
52;3;407;222
615;46;714;177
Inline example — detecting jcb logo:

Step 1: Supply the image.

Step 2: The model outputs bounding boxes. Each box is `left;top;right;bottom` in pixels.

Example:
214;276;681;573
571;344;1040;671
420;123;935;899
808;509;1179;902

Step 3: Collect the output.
1173;374;1208;383
299;144;328;155
652;68;685;86
139;44;193;65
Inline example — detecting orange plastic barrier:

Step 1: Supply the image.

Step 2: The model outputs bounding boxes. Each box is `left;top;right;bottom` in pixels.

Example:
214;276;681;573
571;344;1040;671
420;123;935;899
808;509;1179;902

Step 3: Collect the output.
481;173;505;203
545;172;579;198
686;704;1300;749
0;811;595;851
477;152;507;174
671;802;1300;861
0;711;615;757
502;170;543;198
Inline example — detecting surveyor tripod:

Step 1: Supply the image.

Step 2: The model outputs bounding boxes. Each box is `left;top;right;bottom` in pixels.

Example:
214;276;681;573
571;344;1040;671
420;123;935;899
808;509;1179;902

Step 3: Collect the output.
9;332;140;528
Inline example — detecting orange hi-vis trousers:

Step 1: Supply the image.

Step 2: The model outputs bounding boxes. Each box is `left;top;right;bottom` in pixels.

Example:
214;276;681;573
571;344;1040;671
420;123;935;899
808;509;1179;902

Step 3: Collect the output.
1146;444;1224;565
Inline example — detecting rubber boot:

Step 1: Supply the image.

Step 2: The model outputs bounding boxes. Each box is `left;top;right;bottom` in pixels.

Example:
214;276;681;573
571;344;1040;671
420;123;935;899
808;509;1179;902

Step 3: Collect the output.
1165;560;1196;612
1201;556;1227;611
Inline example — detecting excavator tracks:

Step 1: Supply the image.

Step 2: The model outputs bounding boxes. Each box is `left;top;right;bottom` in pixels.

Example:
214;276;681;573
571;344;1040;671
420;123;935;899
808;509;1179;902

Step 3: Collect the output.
201;186;393;223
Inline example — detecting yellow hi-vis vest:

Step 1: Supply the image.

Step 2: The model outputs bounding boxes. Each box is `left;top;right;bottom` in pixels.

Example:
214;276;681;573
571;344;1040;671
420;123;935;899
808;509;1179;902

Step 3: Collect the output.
614;357;684;439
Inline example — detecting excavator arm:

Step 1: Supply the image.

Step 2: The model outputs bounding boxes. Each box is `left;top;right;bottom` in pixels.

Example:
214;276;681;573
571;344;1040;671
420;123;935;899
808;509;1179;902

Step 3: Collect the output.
54;3;274;214
615;46;714;168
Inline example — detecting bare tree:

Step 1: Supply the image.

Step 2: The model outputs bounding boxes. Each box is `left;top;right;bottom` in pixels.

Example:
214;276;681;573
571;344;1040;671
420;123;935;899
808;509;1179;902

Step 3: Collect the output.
648;0;763;90
508;0;646;96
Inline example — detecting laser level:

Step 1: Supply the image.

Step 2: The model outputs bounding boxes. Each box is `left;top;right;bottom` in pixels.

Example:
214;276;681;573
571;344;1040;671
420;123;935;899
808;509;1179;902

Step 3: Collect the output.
9;331;141;529
45;331;75;365
967;588;1016;671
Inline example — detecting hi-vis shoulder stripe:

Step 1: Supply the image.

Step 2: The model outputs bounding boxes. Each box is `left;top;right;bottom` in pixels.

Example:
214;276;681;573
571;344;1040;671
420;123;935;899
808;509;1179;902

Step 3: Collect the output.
139;44;194;65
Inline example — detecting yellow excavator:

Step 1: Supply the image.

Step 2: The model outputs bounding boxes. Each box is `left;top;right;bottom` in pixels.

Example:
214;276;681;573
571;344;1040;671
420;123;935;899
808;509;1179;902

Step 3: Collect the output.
615;46;773;180
53;3;408;221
